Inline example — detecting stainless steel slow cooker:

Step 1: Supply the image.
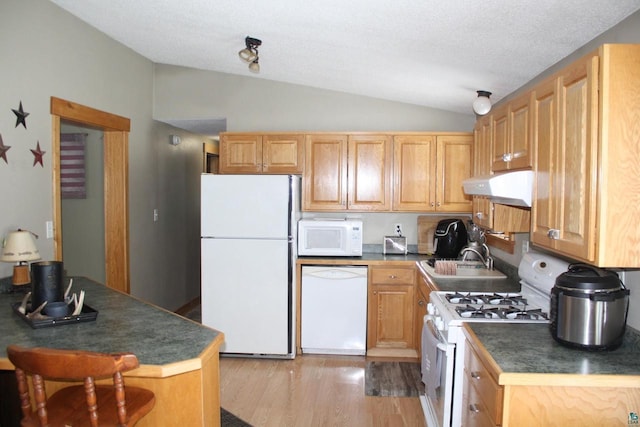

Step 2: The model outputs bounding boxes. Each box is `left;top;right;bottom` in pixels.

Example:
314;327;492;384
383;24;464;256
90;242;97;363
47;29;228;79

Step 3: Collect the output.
550;263;629;350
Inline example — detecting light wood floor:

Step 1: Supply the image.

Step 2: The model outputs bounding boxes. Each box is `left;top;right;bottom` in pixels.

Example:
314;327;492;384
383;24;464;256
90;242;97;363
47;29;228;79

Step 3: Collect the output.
219;354;427;427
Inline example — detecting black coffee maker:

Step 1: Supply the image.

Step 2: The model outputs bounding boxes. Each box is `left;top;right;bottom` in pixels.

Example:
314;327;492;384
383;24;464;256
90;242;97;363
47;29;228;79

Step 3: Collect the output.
433;219;468;258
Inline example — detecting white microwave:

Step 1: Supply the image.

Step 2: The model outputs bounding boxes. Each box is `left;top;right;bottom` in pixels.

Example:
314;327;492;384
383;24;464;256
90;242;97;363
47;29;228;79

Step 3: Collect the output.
297;219;363;256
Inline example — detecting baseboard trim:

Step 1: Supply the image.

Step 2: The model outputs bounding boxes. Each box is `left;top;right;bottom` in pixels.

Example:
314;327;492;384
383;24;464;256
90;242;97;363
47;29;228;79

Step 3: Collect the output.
174;296;201;316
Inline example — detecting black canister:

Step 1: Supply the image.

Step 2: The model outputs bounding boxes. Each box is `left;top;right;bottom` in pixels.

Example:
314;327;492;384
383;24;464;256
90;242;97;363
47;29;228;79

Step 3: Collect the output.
31;261;65;309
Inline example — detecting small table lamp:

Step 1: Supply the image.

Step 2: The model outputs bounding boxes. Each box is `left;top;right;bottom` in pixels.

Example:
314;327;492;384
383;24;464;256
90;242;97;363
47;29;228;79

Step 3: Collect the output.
1;229;40;286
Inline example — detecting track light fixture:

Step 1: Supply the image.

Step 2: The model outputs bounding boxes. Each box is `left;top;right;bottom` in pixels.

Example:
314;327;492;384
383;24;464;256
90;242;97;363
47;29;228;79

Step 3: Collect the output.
238;36;262;73
472;90;492;115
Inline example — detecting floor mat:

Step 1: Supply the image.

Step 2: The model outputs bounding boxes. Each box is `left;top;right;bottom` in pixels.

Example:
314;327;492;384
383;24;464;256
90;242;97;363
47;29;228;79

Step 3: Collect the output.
364;361;424;397
221;407;252;427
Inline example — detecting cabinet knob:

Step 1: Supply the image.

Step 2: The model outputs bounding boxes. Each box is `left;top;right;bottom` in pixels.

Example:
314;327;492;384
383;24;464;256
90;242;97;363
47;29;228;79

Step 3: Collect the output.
547;229;560;239
389;275;397;279
430;202;435;207
471;371;481;380
418;299;425;306
469;403;481;413
436;202;441;207
502;153;513;162
475;212;484;220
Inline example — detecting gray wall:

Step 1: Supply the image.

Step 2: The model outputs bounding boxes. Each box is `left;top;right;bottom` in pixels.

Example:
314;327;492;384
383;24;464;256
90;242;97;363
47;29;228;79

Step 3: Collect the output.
153;65;476;132
0;0;203;310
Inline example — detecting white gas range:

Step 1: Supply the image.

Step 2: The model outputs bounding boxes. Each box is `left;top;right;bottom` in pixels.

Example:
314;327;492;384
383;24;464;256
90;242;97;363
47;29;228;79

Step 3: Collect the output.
419;251;569;427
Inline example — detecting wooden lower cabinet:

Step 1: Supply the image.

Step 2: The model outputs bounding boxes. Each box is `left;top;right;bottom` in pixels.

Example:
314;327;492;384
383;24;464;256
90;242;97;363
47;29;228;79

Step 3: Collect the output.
367;265;416;357
464;325;640;426
462;336;503;427
414;271;433;358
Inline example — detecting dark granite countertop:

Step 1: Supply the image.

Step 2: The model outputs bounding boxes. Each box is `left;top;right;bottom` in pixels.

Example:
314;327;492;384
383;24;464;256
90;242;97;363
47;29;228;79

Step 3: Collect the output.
298;252;522;293
0;277;222;369
467;323;640;384
298;252;429;264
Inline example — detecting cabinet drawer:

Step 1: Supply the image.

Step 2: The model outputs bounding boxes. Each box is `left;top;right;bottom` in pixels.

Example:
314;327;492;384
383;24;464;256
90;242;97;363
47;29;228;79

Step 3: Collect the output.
463;374;498;427
465;343;503;422
370;267;415;285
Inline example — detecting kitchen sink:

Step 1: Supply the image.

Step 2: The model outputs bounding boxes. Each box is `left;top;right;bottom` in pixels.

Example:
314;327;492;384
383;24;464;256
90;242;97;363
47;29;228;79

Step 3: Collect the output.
419;260;507;280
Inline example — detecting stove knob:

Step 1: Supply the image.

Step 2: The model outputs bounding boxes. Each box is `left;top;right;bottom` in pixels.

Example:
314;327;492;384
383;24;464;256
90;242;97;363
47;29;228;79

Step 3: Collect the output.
427;302;435;315
436;317;445;331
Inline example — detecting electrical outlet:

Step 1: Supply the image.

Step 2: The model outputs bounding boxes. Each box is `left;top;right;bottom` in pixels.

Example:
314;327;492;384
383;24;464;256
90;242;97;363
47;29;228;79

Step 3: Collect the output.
394;223;403;236
153;209;159;222
522;240;529;253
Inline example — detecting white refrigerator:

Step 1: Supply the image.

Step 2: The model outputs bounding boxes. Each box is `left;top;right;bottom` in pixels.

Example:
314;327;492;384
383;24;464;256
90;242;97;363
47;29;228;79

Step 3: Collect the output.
200;174;300;358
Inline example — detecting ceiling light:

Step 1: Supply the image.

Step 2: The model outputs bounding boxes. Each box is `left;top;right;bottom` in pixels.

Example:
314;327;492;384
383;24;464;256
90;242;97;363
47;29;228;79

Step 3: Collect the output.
238;36;262;72
248;58;260;73
473;90;492;115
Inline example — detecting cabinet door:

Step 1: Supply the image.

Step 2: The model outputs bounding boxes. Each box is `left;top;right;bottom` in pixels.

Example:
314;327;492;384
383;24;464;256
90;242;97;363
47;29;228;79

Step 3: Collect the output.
303;134;348;211
368;283;414;349
531;78;558;247
472;118;493;228
508;92;533;170
553;54;598;260
348;134;392;211
414;278;430;358
262;134;304;174
490;105;509;172
219;134;262;173
392;135;437;211
436;135;473;212
368;266;415;351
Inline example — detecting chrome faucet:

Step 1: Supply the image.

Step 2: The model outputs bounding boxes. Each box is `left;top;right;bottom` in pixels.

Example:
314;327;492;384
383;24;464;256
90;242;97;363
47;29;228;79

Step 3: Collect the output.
460;244;494;270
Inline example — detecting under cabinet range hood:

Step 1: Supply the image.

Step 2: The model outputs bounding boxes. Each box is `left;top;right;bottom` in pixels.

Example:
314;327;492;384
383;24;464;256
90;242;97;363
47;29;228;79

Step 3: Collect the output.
462;170;534;207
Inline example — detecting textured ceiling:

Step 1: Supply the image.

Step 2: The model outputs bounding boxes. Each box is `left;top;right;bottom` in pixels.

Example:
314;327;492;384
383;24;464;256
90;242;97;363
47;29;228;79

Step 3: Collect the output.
49;0;640;134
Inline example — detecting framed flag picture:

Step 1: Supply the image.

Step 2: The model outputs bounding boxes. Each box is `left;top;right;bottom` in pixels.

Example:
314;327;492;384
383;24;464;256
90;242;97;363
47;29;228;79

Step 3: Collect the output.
60;133;87;199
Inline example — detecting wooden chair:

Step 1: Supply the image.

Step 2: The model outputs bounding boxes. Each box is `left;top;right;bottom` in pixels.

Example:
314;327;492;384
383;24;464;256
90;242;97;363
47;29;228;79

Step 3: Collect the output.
6;345;156;427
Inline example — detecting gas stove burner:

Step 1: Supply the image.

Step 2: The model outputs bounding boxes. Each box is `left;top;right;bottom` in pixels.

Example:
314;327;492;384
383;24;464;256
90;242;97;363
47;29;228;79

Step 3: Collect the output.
485;293;528;306
446;293;478;304
503;307;548;321
456;305;503;319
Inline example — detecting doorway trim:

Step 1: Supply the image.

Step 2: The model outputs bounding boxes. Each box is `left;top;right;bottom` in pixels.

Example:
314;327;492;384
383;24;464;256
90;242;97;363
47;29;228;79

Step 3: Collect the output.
50;97;131;294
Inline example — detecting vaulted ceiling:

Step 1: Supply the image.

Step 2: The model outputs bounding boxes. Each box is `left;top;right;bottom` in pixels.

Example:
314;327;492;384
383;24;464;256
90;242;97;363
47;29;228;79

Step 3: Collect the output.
50;1;640;123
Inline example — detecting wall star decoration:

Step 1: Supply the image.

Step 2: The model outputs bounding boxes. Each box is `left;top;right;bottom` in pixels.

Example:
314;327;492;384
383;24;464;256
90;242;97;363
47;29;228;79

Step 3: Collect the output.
30;141;45;167
12;101;29;129
0;133;10;164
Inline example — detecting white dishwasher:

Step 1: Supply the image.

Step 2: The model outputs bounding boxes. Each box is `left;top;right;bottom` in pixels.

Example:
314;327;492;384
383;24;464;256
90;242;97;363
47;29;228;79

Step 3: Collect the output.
301;266;368;355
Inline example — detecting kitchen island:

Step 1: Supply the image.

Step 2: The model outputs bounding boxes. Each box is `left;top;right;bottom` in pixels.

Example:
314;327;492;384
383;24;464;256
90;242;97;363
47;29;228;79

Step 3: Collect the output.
465;323;640;426
0;277;224;427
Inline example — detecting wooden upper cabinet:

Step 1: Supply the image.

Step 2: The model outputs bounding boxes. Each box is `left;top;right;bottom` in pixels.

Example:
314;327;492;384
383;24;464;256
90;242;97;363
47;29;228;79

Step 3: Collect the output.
348;134;392;211
263;134;304;173
530;44;640;267
393;134;472;213
436;135;473;212
303;134;391;211
491;92;533;172
219;134;262;173
219;133;304;174
472;118;493;228
532;53;598;262
490;104;509;172
303;134;348;210
392;135;436;211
